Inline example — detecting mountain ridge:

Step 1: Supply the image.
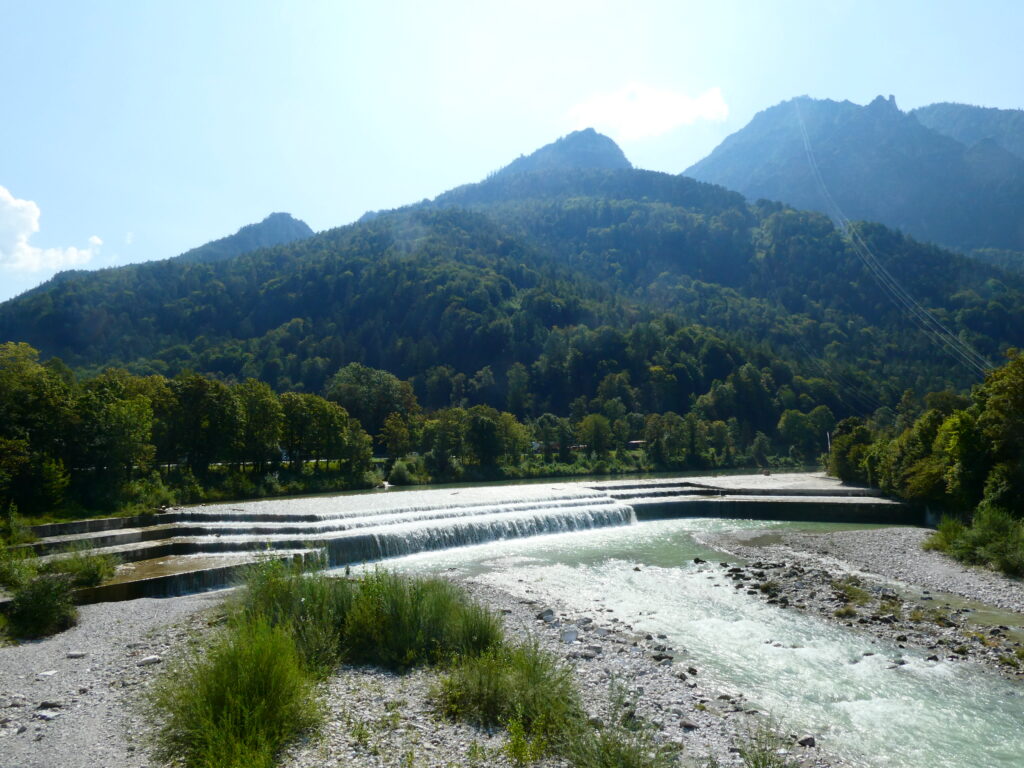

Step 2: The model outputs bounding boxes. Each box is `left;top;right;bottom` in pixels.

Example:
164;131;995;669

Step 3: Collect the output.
175;212;314;264
684;95;1024;255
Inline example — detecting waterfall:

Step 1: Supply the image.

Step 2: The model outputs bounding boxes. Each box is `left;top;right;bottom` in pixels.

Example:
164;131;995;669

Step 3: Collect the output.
323;498;637;565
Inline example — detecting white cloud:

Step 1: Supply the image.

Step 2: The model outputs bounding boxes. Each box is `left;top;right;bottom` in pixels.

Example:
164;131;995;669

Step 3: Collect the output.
124;231;134;245
567;83;729;141
0;185;98;272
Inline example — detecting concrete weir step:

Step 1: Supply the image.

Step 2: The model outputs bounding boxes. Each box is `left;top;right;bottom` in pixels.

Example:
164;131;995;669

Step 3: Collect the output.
14;473;913;605
74;549;321;603
18;484;639;604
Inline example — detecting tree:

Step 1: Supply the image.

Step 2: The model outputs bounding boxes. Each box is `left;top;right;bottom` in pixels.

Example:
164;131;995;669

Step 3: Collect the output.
326;362;419;437
380;412;412;463
466;410;502;468
506;363;532;417
235;379;283;471
577;414;613;459
169;375;241;477
422;408;468;479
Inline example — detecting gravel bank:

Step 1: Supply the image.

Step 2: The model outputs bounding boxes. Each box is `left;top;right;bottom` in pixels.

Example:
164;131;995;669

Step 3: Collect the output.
1;577;845;768
279;578;843;768
0;592;223;768
697;526;1024;677
704;526;1024;614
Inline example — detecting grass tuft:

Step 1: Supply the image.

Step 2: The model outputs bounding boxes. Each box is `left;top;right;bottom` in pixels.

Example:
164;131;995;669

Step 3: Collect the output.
0;544;38;590
41;544;119;587
234;557;354;675
562;723;679;768
343;569;503;669
433;641;581;750
148;618;322;768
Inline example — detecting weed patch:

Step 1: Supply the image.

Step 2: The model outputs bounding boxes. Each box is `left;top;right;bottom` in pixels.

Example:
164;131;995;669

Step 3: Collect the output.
7;574;77;639
148;618;322;768
433;641;581;748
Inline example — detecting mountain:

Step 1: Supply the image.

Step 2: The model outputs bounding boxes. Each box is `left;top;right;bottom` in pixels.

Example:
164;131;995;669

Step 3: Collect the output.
684;96;1024;255
175;212;313;263
494;128;631;177
913;102;1024;160
2;131;1023;424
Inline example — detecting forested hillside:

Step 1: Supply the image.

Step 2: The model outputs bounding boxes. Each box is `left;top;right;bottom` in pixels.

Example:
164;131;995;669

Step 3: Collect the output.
2;130;1023;517
173;212;313;264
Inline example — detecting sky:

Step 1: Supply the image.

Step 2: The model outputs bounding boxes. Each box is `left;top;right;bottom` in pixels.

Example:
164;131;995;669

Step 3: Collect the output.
2;0;1023;302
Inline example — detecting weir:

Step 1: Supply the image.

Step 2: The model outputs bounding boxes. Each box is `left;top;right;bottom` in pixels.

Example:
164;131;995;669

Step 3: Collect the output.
12;472;911;603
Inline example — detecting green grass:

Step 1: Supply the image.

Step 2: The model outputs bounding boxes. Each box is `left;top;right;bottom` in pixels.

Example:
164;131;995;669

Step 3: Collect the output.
235;560;504;672
155;561;682;768
433;640;582;748
830;575;871;606
561;723;679;768
148;618;322;768
735;722;801;768
343;569;503;669
7;574;77;639
40;544;119;587
0;544;38;590
233;556;354;675
1;539;117;641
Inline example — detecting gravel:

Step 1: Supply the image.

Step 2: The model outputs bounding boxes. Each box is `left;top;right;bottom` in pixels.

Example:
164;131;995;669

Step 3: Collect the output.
0;577;844;768
17;521;1019;768
706;526;1024;614
0;592;223;768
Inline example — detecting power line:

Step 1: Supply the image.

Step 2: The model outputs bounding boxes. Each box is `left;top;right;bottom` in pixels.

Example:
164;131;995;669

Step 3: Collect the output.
793;100;991;378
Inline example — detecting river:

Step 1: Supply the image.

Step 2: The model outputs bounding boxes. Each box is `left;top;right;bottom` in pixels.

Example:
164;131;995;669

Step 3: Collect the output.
351;517;1024;768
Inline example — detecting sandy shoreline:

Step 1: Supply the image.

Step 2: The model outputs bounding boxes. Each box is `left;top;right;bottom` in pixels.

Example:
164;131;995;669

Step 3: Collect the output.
3;523;1023;768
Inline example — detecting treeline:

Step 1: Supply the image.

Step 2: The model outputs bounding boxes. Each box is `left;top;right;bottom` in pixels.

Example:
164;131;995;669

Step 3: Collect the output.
1;340;844;519
828;350;1024;574
0;342;372;518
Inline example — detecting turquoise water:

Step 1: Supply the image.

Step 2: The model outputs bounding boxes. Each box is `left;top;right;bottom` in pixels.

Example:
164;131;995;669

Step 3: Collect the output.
364;518;1024;768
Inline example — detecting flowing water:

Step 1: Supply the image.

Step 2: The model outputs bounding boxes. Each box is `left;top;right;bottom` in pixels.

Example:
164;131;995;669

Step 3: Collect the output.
353;517;1024;768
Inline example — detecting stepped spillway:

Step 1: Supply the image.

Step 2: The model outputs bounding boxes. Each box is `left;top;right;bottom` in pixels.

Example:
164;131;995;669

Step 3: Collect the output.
23;485;637;602
16;473;908;603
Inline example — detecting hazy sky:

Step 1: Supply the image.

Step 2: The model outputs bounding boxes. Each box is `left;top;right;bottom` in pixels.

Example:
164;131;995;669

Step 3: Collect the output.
2;0;1022;301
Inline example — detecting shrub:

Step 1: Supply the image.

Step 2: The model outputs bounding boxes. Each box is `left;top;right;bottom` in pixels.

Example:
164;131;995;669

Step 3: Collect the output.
433;641;581;748
388;460;414;486
561;722;679;768
148;618;321;768
343;570;503;669
924;515;967;552
0;544;38;590
7;574;77;638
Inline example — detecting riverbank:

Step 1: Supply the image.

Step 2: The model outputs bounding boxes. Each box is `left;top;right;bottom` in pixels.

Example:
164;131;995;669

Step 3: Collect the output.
698;526;1024;678
1;578;844;768
7;520;1024;768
